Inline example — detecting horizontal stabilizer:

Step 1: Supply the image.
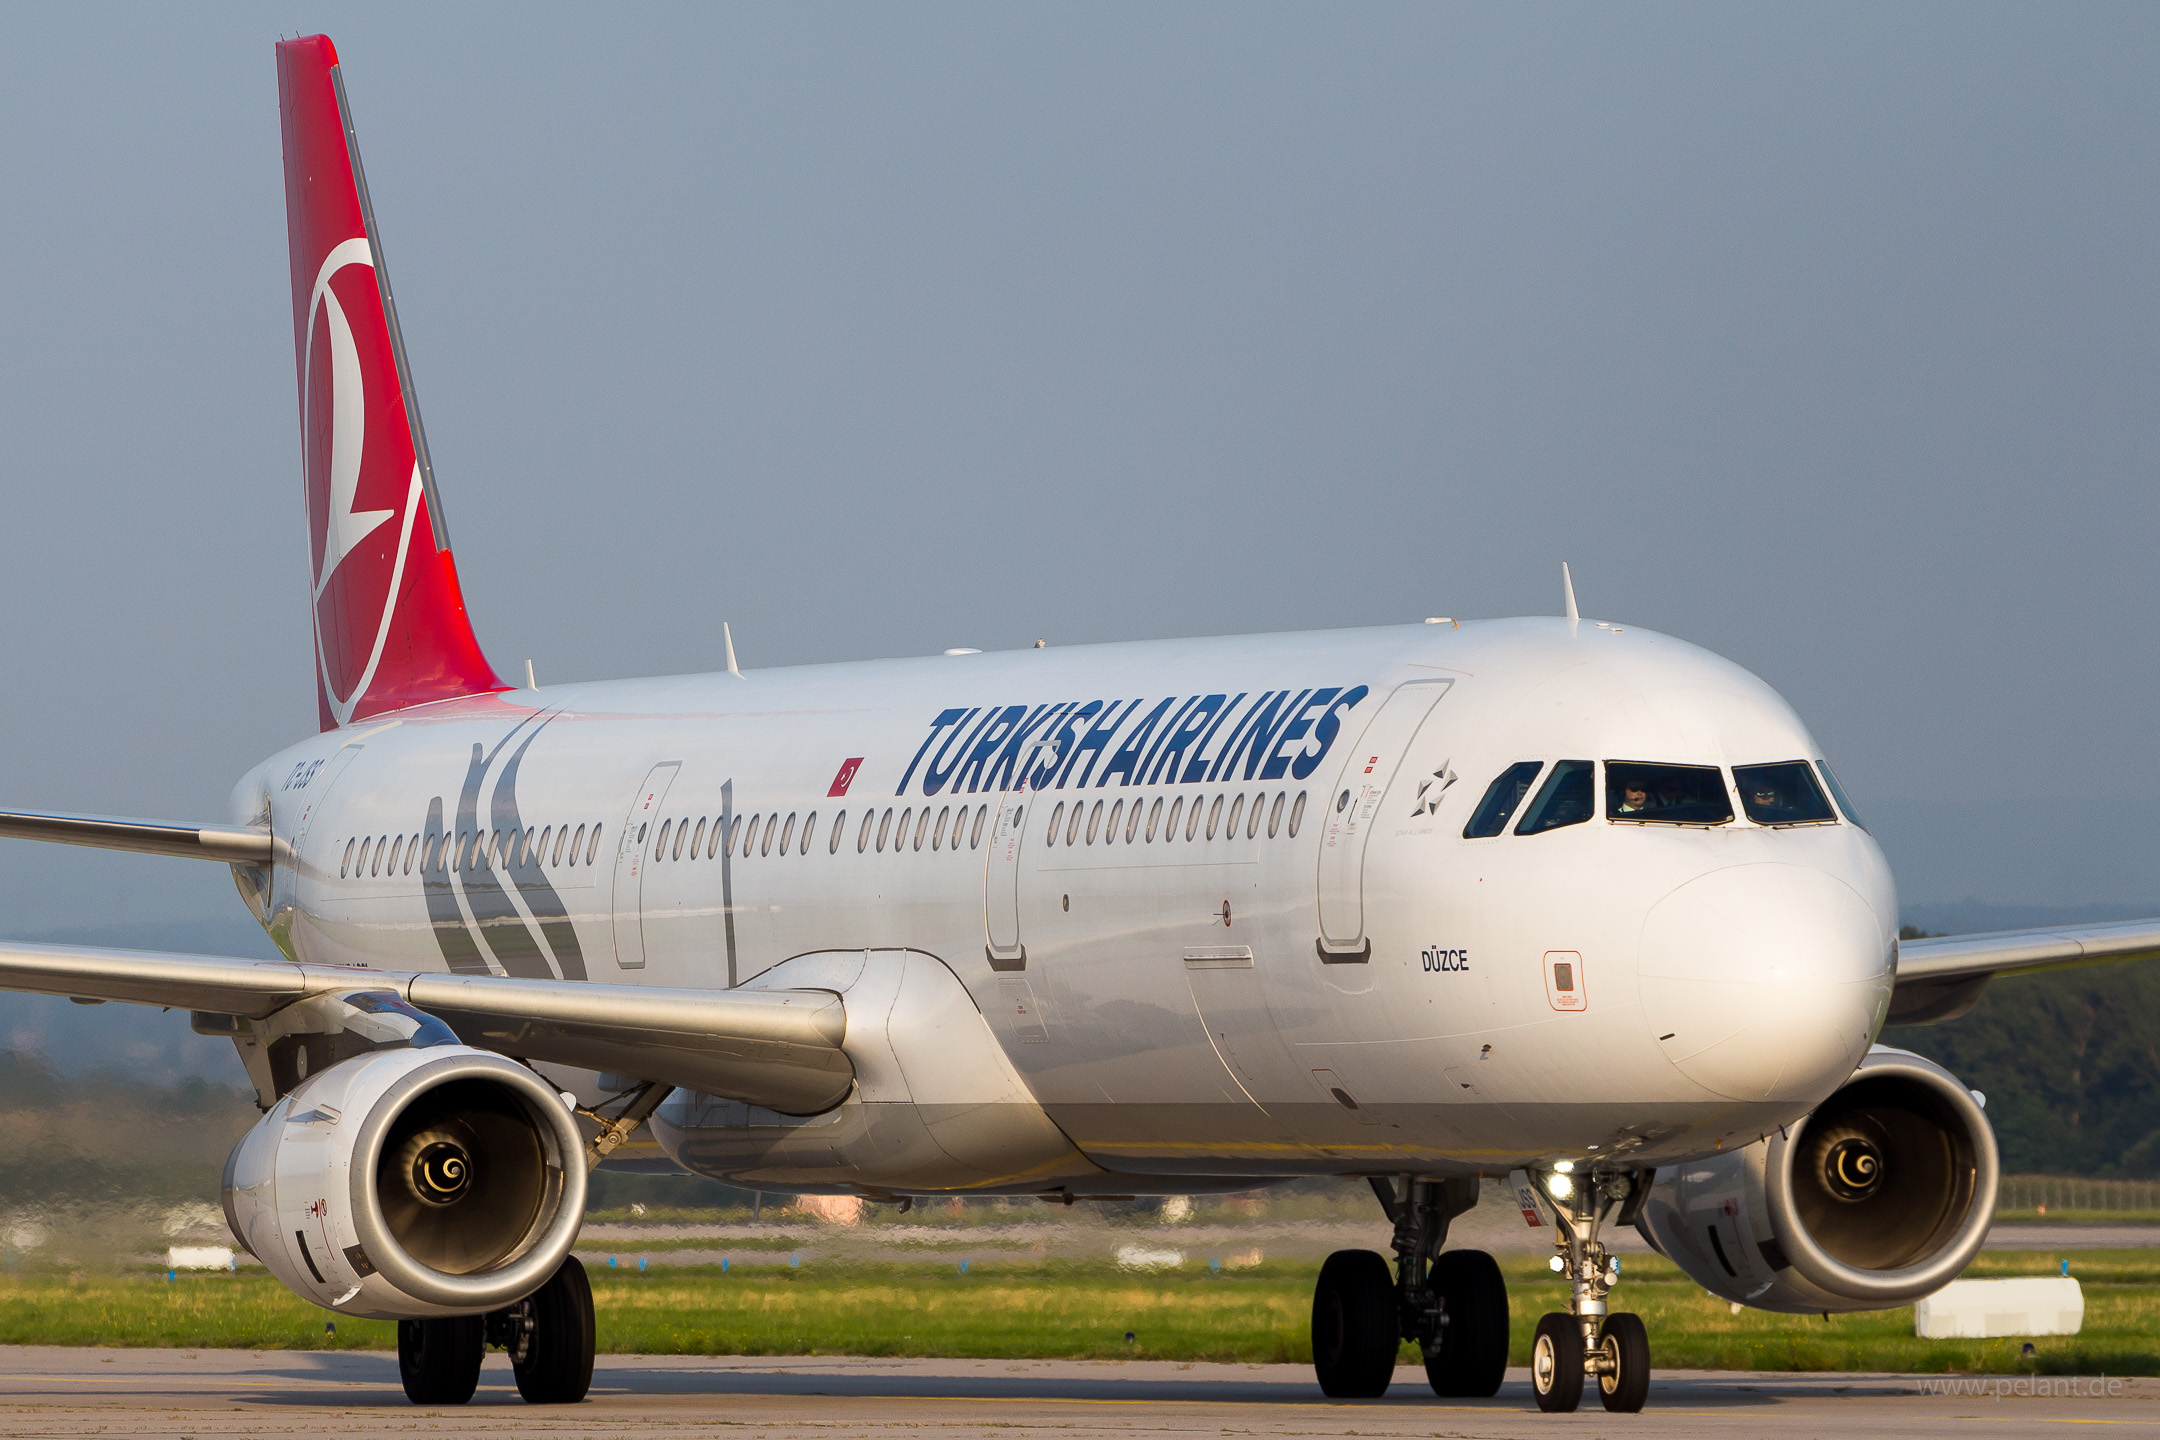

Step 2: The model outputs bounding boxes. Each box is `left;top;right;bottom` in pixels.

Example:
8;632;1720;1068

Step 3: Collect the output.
0;940;852;1115
0;809;272;865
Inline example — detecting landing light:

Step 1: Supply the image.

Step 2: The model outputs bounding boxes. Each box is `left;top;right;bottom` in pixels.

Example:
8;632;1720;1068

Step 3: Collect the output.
1546;1174;1573;1199
1552;1160;1575;1174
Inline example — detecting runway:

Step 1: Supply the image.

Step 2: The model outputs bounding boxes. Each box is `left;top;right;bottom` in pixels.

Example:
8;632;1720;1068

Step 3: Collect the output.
0;1349;2152;1438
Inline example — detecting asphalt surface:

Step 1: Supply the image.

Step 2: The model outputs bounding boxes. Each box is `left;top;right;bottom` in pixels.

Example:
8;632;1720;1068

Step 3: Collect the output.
0;1349;2151;1438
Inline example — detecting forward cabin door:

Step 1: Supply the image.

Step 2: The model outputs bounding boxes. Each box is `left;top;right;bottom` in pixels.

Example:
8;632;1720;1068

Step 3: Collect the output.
610;762;679;970
1315;680;1453;957
984;789;1030;972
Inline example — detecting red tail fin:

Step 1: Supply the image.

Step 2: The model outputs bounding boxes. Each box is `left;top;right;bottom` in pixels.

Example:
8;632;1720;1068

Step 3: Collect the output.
276;36;505;730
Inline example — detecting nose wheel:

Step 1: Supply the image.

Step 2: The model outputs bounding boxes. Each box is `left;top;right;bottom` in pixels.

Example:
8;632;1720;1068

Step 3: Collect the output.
1513;1166;1655;1413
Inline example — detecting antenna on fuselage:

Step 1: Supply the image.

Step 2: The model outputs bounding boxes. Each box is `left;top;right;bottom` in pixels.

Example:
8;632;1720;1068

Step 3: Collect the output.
1562;562;1580;624
723;622;742;677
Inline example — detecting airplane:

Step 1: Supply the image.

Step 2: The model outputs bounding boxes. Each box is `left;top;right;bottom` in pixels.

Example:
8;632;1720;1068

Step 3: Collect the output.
2;32;2155;1415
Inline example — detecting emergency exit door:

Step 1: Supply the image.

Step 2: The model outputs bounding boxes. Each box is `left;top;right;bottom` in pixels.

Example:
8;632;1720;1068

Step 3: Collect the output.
611;762;679;969
1315;680;1453;957
984;791;1029;971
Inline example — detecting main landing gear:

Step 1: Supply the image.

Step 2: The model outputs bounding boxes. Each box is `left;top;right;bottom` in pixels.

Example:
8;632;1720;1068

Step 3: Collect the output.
1516;1166;1653;1414
397;1255;596;1406
1310;1176;1508;1400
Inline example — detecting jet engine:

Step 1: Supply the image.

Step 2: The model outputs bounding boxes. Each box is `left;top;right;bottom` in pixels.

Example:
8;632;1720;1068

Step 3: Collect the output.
223;1043;587;1320
1636;1046;1997;1313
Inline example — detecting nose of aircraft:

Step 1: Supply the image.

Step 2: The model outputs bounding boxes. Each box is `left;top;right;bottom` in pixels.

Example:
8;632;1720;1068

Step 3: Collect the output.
1639;863;1893;1104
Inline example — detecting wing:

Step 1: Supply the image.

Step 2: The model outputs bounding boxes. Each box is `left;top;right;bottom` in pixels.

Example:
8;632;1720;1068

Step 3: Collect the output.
0;807;272;864
0;940;852;1114
1891;918;2160;1024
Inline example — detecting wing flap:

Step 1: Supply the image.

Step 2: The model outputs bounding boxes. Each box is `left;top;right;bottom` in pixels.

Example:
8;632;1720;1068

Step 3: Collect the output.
0;941;852;1114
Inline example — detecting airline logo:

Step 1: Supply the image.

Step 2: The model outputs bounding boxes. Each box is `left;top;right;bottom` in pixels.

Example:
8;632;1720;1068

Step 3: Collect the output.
893;686;1370;798
302;235;427;726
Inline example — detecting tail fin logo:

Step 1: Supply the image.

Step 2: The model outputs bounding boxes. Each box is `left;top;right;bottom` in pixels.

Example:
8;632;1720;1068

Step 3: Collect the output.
304;236;424;725
279;35;505;730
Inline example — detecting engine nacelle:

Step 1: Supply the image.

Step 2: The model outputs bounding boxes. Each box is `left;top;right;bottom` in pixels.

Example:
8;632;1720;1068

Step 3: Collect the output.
223;1045;587;1320
1637;1045;1997;1313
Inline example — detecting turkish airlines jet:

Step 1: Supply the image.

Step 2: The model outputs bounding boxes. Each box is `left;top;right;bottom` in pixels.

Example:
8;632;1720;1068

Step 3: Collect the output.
2;34;2153;1415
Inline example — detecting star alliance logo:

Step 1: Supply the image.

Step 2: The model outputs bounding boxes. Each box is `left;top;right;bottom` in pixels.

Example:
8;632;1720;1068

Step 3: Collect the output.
1411;761;1458;817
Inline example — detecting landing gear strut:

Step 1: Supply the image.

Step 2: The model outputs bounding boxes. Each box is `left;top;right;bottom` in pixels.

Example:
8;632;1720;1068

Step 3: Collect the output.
1309;1176;1507;1400
396;1256;596;1406
1514;1166;1653;1413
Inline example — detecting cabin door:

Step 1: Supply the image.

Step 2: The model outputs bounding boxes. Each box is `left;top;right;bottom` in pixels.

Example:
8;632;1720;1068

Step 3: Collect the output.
610;762;679;969
1314;680;1453;957
984;790;1031;971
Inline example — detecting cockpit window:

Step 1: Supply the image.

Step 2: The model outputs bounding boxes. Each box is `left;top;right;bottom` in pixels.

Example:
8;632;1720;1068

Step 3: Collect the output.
1814;759;1867;832
1516;760;1595;835
1605;762;1733;826
1463;762;1543;839
1733;761;1837;826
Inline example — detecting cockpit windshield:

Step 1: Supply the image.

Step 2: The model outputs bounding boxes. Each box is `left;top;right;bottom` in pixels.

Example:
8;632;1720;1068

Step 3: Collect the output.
1733;760;1836;826
1516;760;1594;835
1463;761;1543;838
1604;762;1733;826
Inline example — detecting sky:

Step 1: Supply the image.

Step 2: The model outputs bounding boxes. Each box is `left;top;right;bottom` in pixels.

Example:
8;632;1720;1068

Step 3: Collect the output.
0;2;2156;940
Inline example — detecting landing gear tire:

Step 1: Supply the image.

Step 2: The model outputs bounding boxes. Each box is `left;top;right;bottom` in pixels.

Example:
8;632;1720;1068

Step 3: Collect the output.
1423;1249;1507;1398
1596;1312;1650;1413
1530;1312;1583;1414
398;1315;483;1406
508;1256;596;1405
1311;1249;1397;1398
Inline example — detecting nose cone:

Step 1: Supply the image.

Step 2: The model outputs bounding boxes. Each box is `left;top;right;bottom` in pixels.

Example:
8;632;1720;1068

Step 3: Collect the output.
1640;863;1893;1104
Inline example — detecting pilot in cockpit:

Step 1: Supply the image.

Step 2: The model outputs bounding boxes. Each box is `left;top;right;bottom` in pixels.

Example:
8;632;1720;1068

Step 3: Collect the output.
1618;783;1650;815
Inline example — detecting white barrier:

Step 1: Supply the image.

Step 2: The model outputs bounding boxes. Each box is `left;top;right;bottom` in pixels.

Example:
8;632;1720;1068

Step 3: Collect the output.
165;1246;236;1271
1914;1277;2083;1338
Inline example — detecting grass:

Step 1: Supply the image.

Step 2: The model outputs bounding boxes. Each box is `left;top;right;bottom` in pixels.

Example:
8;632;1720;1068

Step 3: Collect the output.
0;1252;2152;1374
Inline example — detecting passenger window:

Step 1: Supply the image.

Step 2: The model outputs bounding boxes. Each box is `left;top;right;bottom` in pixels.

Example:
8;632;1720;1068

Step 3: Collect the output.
780;813;797;855
1207;794;1224;839
1606;762;1733;826
424;834;441;873
1516;760;1595;835
1105;800;1124;844
1268;792;1285;838
878;808;894;852
687;818;705;860
972;804;989;848
656;819;673;860
536;825;551;864
1247;794;1265;839
342;838;355;878
761;814;778;856
1164;797;1182;840
1464;762;1543;839
896;808;913;853
1225;794;1245;838
1068;803;1085;846
357;837;371;876
522;827;535;864
586;824;603;865
914;807;931;851
679;819;696;861
934;805;951;850
831;810;847;854
1128;800;1145;843
388;835;405;873
1289;790;1307;838
1046;802;1065;846
570;825;586;866
1085;799;1103;844
1145;797;1163;841
858;810;874;853
1815;759;1869;832
1733;761;1836;826
802;812;817;854
739;814;757;858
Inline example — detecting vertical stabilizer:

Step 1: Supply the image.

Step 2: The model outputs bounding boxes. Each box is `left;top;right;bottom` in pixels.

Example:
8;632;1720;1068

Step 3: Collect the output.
276;36;506;730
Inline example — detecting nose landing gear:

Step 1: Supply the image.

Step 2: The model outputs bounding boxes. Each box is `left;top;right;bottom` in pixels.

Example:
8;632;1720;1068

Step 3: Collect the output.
1514;1166;1654;1413
1309;1176;1507;1401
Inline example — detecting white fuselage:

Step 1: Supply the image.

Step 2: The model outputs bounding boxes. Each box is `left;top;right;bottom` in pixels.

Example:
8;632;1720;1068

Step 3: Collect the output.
235;617;1897;1193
